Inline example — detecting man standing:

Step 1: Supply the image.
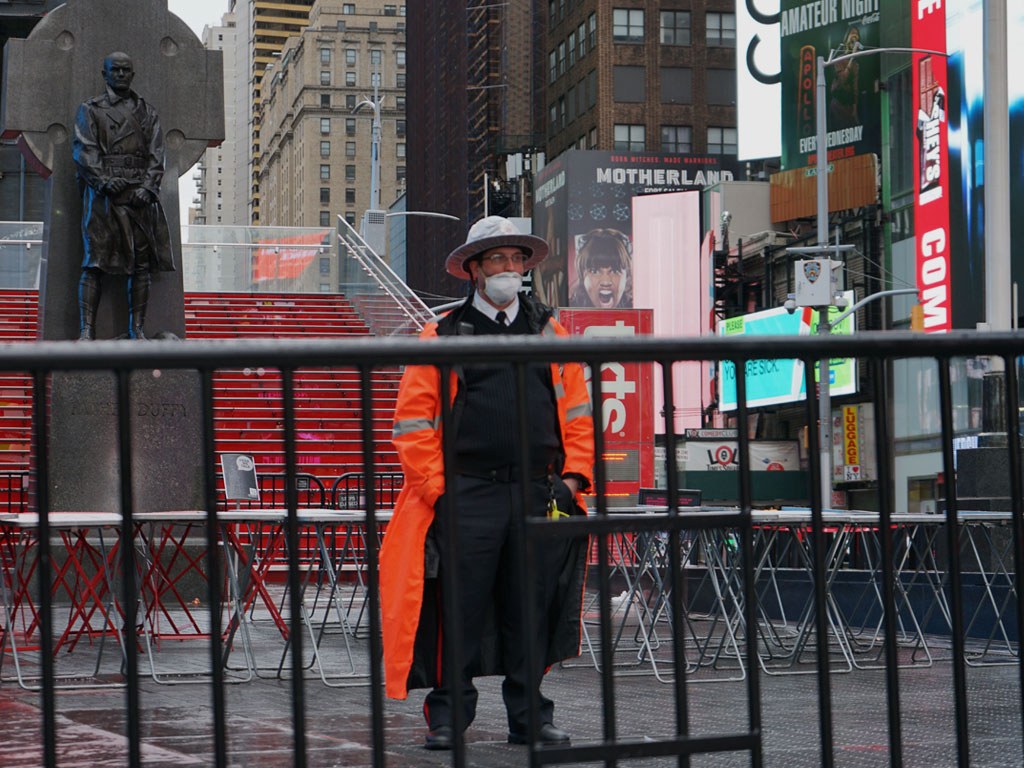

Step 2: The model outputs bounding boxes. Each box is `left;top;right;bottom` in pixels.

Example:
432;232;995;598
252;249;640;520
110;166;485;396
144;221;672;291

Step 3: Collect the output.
72;52;174;340
380;216;594;750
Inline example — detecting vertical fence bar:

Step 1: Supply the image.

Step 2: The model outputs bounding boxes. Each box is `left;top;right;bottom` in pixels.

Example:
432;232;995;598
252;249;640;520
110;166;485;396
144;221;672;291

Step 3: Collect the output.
659;359;689;768
937;359;970;767
280;368;307;766
1002;356;1024;761
115;369;141;768
199;368;228;768
870;357;903;767
803;357;834;768
734;359;763;768
587;358;616;767
515;362;543;768
358;366;386;766
437;364;467;767
31;370;57;768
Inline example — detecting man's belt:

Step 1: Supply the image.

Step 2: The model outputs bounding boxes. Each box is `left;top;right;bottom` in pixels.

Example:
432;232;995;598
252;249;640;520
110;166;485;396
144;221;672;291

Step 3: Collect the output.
457;465;551;483
104;155;147;168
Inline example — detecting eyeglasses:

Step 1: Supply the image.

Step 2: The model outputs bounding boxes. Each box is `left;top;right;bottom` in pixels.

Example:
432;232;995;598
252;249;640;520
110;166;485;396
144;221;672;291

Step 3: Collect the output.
480;252;527;266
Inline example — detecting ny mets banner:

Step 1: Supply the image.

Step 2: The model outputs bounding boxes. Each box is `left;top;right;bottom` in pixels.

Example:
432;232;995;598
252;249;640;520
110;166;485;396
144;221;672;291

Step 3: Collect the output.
912;0;951;333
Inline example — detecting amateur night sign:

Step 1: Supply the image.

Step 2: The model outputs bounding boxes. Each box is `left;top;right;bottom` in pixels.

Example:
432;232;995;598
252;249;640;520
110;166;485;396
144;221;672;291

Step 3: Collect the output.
912;0;951;333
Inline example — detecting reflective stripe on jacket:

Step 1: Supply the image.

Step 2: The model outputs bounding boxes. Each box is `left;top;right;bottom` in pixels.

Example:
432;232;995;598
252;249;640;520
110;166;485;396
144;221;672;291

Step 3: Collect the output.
379;296;594;700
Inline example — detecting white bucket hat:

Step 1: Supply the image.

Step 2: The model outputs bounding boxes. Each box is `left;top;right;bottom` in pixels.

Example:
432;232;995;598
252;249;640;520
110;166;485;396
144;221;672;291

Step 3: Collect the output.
444;215;549;279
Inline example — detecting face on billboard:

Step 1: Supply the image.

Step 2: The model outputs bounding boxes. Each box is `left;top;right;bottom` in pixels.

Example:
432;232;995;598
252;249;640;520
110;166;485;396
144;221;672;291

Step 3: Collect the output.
569;228;633;308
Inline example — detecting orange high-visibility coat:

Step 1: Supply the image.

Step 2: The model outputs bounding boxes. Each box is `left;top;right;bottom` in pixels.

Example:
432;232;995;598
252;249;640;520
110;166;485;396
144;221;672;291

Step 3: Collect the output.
379;296;594;700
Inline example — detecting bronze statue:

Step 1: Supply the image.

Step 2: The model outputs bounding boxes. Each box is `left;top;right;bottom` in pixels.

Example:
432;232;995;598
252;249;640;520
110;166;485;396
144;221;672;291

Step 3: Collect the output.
72;52;174;340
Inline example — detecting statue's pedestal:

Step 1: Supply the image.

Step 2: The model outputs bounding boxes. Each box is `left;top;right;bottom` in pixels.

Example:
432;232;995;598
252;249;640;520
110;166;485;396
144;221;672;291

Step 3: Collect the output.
46;369;205;513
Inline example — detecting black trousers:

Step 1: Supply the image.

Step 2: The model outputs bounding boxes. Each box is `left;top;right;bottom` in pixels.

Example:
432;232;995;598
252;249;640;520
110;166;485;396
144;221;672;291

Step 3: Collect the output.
425;473;572;733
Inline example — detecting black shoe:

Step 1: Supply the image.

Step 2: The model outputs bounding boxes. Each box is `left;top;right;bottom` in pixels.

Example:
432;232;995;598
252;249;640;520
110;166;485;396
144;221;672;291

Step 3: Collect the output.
424;725;454;750
508;723;570;745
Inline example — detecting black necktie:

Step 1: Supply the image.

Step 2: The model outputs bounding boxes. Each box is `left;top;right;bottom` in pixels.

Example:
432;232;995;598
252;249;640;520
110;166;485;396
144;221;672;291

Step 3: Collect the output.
495;311;507;326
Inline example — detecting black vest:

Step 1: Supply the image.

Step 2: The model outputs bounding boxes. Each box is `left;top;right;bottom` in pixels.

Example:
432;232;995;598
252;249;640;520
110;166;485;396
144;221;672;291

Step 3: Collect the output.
453;304;561;473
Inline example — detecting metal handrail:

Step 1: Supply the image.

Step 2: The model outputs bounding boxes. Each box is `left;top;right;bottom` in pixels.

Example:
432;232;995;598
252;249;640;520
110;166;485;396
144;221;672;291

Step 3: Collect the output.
335;216;434;336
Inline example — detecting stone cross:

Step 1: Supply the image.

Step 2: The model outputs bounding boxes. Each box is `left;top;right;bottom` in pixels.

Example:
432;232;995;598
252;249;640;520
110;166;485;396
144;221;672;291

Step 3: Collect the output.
0;0;224;339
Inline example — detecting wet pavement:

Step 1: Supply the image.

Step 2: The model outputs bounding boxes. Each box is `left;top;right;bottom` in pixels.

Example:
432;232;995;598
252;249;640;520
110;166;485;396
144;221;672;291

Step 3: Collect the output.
2;587;1023;766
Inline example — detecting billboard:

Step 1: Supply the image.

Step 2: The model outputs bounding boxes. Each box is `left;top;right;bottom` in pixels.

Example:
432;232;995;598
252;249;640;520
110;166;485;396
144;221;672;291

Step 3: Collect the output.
559;309;654;503
252;231;332;282
737;0;782;160
912;0;951;333
532;150;742;308
779;0;881;171
716;292;857;411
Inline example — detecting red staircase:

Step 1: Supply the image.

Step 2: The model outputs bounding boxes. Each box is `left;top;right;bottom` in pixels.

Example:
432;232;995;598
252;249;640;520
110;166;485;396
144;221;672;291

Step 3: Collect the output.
0;289;401;485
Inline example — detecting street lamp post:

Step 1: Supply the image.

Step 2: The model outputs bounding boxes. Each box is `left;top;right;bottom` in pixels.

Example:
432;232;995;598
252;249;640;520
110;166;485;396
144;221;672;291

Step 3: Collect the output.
800;46;945;508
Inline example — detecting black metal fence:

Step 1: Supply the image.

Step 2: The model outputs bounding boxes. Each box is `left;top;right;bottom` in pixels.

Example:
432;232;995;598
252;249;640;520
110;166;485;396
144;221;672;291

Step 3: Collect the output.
1;332;1022;768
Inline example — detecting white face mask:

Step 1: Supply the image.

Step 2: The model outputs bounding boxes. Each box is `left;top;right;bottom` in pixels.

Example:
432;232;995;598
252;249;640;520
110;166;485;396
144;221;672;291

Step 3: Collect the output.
482;271;523;306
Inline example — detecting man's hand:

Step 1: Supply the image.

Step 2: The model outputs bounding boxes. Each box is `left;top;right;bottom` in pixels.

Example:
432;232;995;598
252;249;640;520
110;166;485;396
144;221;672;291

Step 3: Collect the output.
104;178;130;195
130;188;153;207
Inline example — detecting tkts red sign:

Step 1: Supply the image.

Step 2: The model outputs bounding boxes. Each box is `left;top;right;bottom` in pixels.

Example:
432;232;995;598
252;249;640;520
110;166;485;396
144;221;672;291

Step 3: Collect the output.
559;309;654;497
912;0;950;333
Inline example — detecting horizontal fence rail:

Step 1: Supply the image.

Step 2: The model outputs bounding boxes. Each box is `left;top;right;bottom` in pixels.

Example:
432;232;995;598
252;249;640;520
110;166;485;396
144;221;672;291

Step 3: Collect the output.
0;331;1021;768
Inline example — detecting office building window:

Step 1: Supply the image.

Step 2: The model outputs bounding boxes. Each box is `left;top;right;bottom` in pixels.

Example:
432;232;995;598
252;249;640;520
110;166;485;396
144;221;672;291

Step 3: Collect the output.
320;117;331;134
320;187;330;204
588;13;596;49
549;50;557;83
370;49;382;66
396;72;406;88
320;283;330;292
346;140;356;158
707;126;737;154
613;66;645;102
397;142;406;158
578;22;587;58
613;9;644;42
660;11;691;45
346;95;356;110
707;12;736;46
345;164;356;180
342;3;354;13
661;125;692;153
345;188;356;204
346;48;357;66
320;210;331;226
320;140;330;157
396;119;406;137
557;42;566;76
320;48;331;64
320;93;330;108
384;4;397;15
320;70;330;86
396;96;406;110
589;127;597;148
569;32;576;68
706;69;737;105
558;96;566;128
548;104;557;137
320;164;330;180
320;257;331;275
397;165;406;182
396;50;405;68
661;67;693;104
337;20;346;31
346;120;357;137
614;124;645;151
345;212;356;225
346;71;356;86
